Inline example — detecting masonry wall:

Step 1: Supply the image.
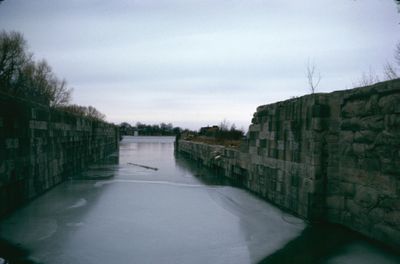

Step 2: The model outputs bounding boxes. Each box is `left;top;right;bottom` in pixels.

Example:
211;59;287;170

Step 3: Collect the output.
247;94;330;220
178;140;248;186
325;81;400;248
177;79;400;249
0;92;119;217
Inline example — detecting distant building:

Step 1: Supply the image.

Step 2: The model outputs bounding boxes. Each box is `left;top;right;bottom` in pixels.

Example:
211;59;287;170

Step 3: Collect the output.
119;123;137;136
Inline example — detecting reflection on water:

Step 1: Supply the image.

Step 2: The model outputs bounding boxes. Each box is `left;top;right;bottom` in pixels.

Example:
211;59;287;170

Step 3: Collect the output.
175;152;235;187
0;136;398;264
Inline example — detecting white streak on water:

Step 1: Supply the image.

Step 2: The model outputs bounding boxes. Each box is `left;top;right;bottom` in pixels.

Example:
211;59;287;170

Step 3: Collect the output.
94;179;219;189
66;222;85;227
68;198;87;209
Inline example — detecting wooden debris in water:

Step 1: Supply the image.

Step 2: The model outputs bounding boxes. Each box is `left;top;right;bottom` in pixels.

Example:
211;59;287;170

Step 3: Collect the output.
128;162;158;171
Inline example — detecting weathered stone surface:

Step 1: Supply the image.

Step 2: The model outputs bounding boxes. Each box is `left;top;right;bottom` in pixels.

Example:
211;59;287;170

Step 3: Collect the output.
311;104;330;118
378;93;400;114
375;131;400;146
385;211;400;227
342;99;366;118
352;143;367;157
354;185;378;208
327;195;345;210
385;114;400;130
0;92;119;217
354;130;377;143
364;94;380;116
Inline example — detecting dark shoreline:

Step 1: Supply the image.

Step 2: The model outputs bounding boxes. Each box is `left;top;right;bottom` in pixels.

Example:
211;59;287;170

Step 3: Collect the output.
0;239;39;264
258;223;400;264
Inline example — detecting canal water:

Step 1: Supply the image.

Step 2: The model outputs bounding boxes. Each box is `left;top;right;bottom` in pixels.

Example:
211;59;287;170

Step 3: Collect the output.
0;136;399;264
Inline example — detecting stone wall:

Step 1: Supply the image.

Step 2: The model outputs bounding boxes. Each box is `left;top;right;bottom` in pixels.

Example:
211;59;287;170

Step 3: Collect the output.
177;79;400;249
326;81;400;248
178;140;247;186
0;92;119;217
247;94;330;220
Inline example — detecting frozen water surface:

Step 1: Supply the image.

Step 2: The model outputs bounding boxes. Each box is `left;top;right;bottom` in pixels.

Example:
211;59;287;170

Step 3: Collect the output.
0;136;399;264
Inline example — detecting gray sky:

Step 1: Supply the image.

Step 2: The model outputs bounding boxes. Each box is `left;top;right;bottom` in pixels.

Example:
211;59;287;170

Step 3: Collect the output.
1;0;399;130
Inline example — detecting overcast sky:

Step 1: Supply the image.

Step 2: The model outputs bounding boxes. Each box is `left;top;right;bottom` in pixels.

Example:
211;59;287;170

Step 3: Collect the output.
0;0;399;130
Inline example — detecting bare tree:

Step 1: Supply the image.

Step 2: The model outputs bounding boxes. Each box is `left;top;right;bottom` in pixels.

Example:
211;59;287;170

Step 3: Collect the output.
87;106;106;121
0;31;73;106
33;59;54;101
219;119;230;131
354;68;380;87
0;31;30;92
60;104;106;121
49;78;72;107
0;30;106;121
306;59;321;94
59;104;87;116
31;60;73;106
383;62;398;80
